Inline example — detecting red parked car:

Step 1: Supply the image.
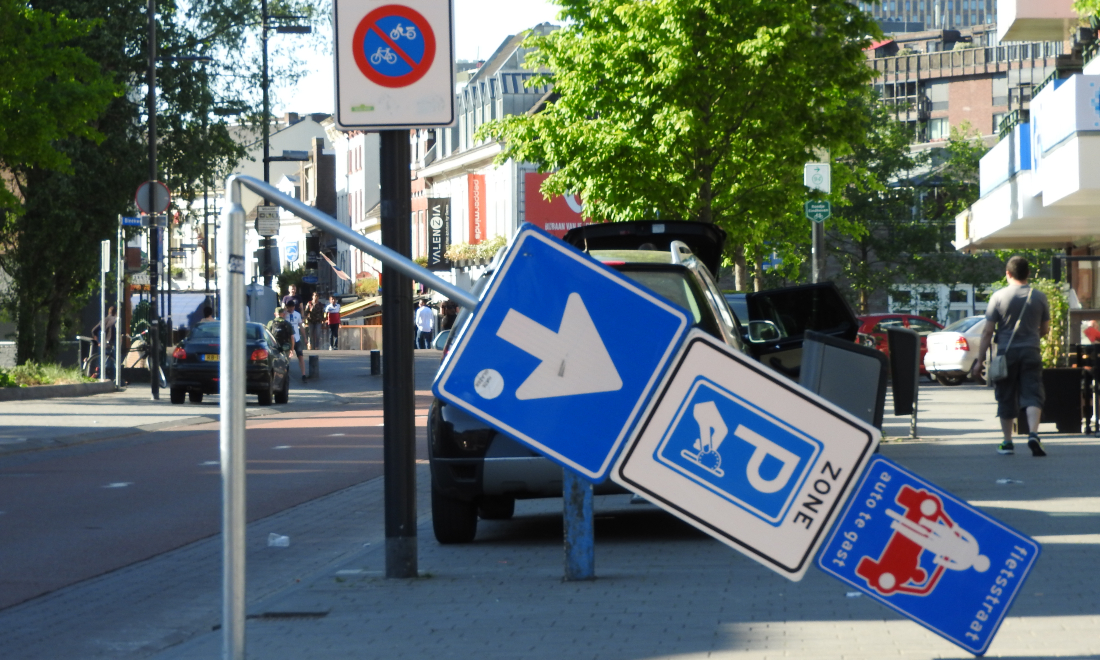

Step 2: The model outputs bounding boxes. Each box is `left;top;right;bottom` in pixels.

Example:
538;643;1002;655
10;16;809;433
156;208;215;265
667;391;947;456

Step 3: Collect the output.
857;314;943;377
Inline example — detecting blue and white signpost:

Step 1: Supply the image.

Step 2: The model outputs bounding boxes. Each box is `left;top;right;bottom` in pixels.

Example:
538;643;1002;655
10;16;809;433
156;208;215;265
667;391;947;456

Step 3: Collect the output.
614;331;880;581
817;456;1040;655
434;224;691;579
434;224;691;482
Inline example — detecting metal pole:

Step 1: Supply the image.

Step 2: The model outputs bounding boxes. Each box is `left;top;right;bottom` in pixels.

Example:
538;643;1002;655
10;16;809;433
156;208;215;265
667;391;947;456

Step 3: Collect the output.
100;241;107;382
227;175;476;309
380;130;417;578
812;221;824;284
220;181;248;660
260;0;272;288
563;469;595;580
117;222;124;389
147;0;160;400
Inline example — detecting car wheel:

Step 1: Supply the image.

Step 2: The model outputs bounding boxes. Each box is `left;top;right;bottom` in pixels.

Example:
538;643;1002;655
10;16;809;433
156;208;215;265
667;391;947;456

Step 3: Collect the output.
431;485;478;544
170;387;186;404
936;374;965;386
257;380;273;406
274;373;289;404
188;390;203;403
478;496;515;520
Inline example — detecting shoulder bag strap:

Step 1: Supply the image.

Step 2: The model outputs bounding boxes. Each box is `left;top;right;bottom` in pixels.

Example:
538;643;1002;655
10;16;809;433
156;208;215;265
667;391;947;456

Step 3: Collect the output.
1002;287;1034;353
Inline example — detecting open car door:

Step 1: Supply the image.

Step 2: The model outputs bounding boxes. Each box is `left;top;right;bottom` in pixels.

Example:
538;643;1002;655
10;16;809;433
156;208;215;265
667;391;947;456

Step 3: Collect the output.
739;282;859;379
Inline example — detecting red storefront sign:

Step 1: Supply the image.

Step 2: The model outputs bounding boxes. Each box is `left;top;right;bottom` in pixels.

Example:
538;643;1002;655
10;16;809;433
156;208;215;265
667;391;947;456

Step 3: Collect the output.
524;172;590;238
467;174;485;245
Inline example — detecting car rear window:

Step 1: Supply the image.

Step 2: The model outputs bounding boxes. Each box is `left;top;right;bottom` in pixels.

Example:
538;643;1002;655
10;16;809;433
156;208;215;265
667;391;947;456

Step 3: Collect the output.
617;267;720;337
189;322;263;341
943;315;983;333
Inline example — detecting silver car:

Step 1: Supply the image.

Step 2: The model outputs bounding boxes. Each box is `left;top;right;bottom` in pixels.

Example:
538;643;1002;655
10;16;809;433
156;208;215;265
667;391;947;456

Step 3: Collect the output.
923;316;988;385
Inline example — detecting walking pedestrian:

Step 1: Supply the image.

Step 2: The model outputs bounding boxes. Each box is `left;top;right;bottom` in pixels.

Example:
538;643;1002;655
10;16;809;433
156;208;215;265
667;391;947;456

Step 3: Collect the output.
325;294;342;350
266;307;295;356
304;291;325;350
440;301;458;331
282;284;301;312
415;300;434;349
971;255;1051;457
285;300;308;381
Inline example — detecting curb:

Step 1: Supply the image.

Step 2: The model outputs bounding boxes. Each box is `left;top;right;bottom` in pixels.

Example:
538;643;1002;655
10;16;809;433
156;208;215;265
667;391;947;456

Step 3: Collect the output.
0;381;115;402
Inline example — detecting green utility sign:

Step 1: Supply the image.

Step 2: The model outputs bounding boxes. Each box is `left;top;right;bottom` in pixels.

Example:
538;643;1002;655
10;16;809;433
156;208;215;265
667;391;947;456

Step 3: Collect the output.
805;200;831;223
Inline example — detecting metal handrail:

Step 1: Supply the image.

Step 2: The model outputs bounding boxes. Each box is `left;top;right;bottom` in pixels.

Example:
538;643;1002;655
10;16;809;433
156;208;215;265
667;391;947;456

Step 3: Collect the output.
217;174;481;658
227;175;478;310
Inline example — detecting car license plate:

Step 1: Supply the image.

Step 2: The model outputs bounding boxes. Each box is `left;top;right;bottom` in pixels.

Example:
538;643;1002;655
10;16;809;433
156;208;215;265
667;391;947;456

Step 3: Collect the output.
204;354;219;362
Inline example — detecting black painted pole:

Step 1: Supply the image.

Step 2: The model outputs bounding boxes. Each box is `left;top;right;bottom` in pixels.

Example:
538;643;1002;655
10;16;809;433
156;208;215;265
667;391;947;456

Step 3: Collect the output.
380;130;417;578
147;0;160;400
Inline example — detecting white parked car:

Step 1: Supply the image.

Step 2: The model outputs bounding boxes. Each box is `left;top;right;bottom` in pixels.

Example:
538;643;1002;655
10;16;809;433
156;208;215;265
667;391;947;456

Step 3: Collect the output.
923;316;988;386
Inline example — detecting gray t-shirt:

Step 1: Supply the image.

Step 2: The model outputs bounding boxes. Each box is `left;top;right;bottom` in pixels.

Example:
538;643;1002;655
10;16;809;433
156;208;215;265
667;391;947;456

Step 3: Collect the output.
985;284;1049;350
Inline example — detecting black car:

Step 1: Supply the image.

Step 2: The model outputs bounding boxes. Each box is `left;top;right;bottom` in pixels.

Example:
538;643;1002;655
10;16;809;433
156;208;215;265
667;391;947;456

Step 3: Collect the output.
428;221;750;543
167;321;291;405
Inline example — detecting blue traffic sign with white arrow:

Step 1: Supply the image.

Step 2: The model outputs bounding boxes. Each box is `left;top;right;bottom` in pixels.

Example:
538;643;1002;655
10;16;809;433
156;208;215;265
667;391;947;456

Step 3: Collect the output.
433;224;691;481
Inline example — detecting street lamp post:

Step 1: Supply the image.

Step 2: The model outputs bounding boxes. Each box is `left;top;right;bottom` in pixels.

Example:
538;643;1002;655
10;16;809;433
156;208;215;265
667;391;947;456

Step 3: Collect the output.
259;1;311;287
146;0;160;400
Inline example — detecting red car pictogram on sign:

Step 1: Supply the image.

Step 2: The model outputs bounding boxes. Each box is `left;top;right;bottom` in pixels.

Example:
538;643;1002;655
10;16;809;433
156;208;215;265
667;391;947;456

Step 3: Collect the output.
856;485;991;596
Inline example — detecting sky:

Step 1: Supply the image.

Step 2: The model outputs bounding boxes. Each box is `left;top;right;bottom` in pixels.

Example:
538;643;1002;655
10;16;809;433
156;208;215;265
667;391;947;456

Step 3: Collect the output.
273;0;563;116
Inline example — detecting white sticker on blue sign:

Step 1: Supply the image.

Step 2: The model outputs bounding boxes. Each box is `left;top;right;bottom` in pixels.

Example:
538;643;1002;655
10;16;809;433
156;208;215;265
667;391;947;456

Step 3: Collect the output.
817;456;1040;656
614;331;880;580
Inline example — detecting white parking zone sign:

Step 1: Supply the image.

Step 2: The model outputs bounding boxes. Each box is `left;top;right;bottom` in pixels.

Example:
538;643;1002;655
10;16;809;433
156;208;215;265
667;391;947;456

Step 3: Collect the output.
613;331;880;580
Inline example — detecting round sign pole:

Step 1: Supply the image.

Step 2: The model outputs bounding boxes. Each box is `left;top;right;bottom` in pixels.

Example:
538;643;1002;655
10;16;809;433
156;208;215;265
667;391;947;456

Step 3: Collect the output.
380;129;417;579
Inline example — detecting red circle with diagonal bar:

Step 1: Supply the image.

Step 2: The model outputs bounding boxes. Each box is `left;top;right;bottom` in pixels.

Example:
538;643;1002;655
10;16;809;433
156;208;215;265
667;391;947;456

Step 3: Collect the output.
352;5;436;88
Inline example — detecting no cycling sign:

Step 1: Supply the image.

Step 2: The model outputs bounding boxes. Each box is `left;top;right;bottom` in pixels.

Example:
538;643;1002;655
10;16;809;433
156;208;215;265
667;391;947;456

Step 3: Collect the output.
353;5;436;87
335;0;455;129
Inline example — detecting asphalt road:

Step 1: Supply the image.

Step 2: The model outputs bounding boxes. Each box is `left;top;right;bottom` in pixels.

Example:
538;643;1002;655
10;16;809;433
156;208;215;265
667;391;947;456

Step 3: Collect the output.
0;351;439;610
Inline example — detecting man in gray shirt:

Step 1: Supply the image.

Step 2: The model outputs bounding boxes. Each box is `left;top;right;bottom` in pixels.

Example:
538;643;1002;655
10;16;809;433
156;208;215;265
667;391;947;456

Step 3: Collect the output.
972;256;1050;456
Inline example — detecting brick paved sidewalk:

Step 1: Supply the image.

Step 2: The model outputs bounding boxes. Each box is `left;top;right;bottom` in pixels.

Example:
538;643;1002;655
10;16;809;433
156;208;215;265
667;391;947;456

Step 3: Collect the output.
3;381;1097;659
151;385;1099;660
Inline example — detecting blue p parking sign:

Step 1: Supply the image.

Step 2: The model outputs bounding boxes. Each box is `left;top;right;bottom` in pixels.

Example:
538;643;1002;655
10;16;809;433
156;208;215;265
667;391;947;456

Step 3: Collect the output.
614;332;879;580
654;377;822;525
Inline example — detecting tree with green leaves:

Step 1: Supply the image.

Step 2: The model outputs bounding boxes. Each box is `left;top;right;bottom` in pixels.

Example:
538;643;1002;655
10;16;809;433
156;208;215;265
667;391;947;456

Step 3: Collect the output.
909;123;1004;291
1;0;324;363
477;0;881;290
827;102;926;313
0;0;117;213
827;116;1003;314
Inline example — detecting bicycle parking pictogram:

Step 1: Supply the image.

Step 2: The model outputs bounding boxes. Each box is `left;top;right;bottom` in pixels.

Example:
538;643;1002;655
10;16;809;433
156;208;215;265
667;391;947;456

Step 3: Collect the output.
352;5;436;88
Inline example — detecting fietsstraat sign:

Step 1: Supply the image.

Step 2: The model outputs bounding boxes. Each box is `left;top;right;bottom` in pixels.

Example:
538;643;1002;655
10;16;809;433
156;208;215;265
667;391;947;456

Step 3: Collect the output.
334;0;455;129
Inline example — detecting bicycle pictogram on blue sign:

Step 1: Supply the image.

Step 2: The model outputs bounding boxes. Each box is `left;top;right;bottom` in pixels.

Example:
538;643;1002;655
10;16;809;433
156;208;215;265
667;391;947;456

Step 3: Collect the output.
352;5;436;88
654;376;822;525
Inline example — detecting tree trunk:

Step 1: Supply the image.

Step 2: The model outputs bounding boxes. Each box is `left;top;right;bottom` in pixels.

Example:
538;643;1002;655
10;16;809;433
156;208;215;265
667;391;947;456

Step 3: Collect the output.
753;260;764;292
15;296;39;365
733;245;749;291
43;292;66;363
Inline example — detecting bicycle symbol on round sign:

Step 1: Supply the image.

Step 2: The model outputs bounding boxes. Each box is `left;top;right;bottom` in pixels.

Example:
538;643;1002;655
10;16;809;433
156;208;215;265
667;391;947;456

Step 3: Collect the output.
352;5;436;88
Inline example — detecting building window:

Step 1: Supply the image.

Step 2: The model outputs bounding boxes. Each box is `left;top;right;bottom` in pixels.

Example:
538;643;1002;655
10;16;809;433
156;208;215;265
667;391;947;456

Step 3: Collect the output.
992;113;1005;133
929;117;950;140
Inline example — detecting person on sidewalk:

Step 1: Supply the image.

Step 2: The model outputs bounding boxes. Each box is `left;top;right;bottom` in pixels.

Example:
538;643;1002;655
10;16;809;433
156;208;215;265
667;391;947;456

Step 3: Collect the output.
324;294;342;350
266;307;295;357
304;291;325;350
415;300;435;349
285;300;308;381
281;284;301;312
972;255;1050;457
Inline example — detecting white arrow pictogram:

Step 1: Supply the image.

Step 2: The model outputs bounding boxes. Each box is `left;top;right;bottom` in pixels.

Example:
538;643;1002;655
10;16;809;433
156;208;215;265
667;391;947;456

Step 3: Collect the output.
496;292;622;400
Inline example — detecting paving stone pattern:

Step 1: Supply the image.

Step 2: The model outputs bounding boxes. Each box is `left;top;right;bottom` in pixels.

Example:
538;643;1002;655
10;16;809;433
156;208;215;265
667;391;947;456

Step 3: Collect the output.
2;381;1098;659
